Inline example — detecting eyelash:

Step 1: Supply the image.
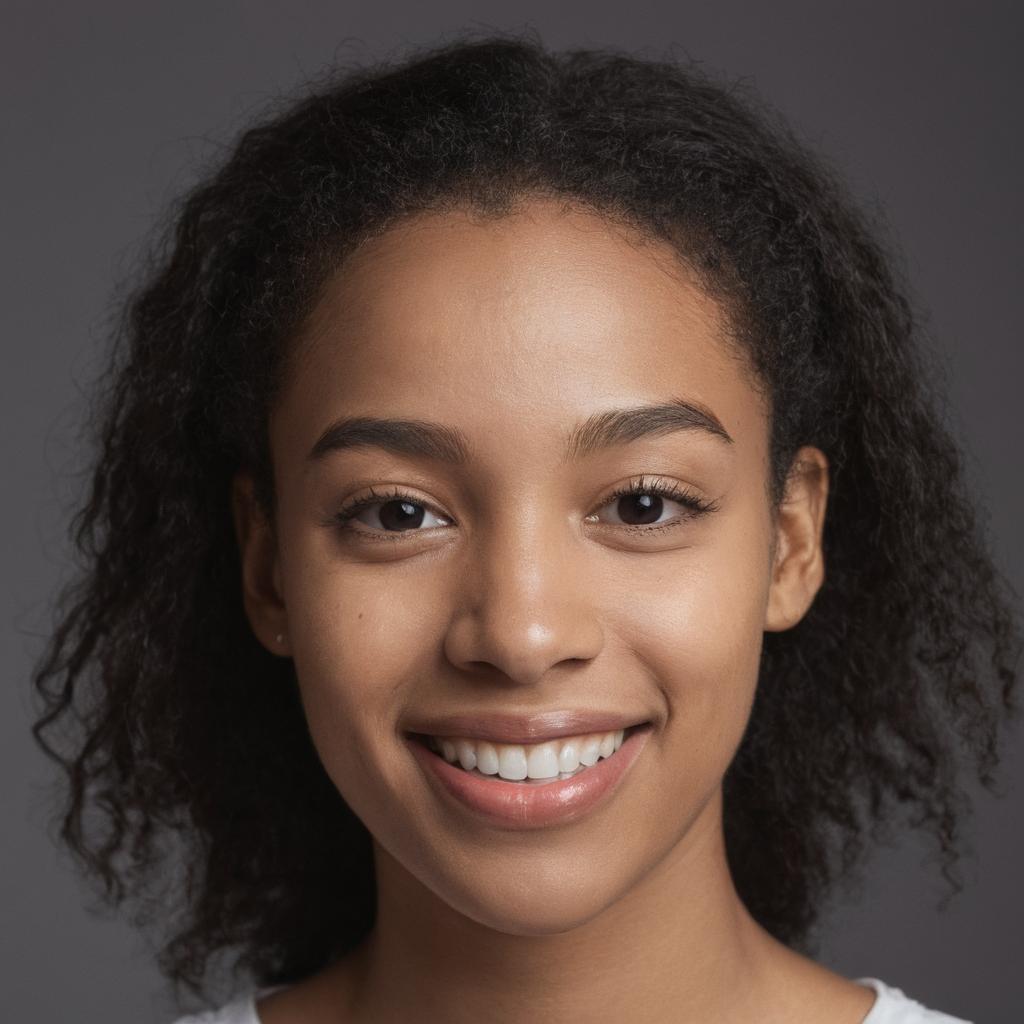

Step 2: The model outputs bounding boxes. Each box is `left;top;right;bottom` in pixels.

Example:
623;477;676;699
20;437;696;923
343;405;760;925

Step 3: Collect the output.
332;475;719;543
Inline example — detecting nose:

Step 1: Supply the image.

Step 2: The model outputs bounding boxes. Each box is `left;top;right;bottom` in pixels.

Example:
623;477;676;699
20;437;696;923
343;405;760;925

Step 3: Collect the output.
442;509;605;688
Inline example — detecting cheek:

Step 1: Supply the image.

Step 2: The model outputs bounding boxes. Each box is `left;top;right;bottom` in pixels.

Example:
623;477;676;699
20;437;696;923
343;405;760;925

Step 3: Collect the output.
611;515;771;795
279;539;458;819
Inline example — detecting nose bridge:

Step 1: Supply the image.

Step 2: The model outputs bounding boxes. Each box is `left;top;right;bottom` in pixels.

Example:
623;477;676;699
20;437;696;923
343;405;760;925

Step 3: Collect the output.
443;500;604;685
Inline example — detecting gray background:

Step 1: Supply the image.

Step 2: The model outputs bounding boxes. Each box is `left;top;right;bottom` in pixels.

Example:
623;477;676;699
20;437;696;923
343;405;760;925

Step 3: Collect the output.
4;2;1021;1021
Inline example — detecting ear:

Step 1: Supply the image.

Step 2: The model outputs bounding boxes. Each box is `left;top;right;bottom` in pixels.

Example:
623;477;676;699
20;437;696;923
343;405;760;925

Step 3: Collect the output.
231;470;290;656
764;446;829;632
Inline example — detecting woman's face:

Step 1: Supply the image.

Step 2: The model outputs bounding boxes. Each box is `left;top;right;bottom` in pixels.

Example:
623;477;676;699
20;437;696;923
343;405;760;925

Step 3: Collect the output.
238;198;825;934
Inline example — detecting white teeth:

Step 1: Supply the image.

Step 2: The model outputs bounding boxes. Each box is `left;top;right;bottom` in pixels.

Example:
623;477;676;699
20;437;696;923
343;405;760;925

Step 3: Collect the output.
578;735;602;767
558;738;581;773
526;741;560;780
455;740;477;771
476;741;499;775
426;728;632;782
498;745;528;781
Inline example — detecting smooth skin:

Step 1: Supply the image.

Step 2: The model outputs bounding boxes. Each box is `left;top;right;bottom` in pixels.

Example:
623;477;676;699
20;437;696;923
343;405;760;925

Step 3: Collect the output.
232;198;876;1023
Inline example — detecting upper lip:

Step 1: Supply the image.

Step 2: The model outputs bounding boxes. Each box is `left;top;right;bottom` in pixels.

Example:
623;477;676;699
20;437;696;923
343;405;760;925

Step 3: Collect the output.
404;709;651;745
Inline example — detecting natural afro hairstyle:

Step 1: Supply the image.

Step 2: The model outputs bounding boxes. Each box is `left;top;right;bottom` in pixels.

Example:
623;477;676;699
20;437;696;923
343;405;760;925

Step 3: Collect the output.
31;28;1021;1002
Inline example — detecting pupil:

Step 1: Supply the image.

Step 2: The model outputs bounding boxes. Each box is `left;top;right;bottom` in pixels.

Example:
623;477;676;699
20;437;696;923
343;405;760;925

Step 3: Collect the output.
379;499;425;531
619;493;662;526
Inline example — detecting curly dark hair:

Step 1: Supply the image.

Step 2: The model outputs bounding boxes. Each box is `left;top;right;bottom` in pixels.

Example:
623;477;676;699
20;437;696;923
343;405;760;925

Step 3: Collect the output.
31;28;1021;1003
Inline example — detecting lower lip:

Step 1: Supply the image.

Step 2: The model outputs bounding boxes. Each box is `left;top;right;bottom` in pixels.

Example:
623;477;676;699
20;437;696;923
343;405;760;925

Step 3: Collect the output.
407;726;652;830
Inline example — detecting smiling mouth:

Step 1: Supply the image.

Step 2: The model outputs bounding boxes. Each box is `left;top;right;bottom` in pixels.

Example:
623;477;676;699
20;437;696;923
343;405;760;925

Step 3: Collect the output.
407;723;649;786
405;720;654;829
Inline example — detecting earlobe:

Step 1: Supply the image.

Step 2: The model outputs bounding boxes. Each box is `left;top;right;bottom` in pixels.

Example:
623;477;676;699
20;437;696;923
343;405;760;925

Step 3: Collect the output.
231;470;290;655
764;446;829;632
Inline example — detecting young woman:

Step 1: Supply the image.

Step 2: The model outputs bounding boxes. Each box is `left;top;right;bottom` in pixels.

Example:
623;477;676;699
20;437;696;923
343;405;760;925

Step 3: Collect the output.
32;32;1019;1024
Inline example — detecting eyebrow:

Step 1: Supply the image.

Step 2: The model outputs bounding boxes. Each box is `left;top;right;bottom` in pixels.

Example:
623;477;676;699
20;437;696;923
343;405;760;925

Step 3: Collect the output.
308;397;734;466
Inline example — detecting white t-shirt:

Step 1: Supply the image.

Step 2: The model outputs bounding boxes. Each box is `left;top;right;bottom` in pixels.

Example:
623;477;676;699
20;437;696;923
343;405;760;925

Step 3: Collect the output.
169;977;973;1022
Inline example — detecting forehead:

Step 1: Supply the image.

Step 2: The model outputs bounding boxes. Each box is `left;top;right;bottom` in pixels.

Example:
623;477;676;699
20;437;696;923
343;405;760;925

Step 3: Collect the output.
276;200;766;465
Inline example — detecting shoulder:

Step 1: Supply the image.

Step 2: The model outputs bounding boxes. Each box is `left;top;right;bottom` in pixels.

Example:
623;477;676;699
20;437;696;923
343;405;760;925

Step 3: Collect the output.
171;976;974;1024
168;993;256;1024
169;985;286;1024
858;978;974;1024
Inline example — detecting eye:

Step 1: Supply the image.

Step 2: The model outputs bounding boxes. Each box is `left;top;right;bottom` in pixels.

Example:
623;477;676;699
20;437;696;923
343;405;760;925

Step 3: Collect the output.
331;475;718;544
333;486;452;540
586;475;718;532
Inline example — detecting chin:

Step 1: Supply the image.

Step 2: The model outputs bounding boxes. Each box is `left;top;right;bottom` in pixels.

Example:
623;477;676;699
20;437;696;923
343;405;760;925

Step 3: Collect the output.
429;854;636;937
